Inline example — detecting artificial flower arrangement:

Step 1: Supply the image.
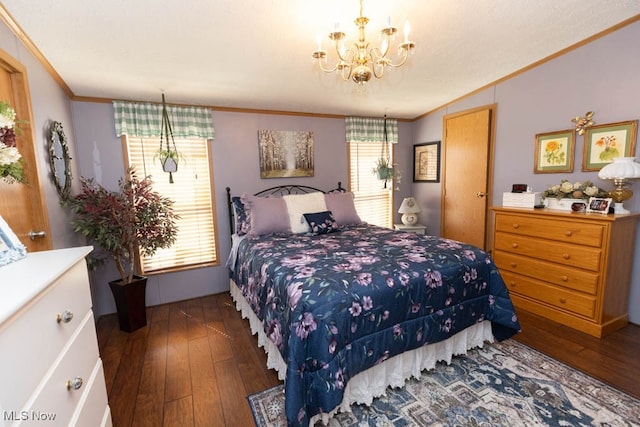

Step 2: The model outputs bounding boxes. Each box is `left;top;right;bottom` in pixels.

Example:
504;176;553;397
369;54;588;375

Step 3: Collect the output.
541;179;607;200
0;100;26;184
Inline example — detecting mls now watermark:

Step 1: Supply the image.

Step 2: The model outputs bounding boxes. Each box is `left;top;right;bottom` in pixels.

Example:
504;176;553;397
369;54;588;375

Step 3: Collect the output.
3;410;57;422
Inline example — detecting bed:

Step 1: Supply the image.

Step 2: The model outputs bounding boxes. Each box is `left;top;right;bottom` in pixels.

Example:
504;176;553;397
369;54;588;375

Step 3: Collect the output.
225;184;521;427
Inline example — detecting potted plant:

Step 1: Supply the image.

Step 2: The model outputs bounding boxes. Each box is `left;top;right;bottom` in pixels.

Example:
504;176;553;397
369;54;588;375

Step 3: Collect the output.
66;168;179;332
372;158;394;180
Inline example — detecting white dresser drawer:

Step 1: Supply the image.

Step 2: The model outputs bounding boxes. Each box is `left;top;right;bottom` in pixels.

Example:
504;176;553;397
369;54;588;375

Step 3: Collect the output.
0;261;92;412
71;360;111;427
18;311;100;426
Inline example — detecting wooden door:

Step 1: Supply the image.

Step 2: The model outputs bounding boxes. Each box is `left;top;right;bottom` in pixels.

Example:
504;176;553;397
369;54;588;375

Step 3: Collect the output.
441;106;494;249
0;50;52;251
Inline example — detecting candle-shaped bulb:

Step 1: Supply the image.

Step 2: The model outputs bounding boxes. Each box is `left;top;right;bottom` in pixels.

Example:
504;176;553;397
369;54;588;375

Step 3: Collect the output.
403;21;411;42
316;34;322;51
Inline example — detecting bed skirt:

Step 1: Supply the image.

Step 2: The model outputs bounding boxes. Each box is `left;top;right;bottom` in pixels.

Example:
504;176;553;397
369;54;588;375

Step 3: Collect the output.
230;279;494;425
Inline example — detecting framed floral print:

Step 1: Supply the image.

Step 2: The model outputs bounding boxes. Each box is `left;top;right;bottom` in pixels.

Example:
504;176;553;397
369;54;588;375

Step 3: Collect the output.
534;129;575;173
413;141;440;182
582;120;638;171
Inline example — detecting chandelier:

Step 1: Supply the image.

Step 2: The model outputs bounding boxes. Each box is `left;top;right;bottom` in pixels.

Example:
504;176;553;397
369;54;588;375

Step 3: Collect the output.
312;0;416;85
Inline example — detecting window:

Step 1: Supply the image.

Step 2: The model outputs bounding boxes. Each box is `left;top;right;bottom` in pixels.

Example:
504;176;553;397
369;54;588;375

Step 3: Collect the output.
123;136;218;274
348;141;394;228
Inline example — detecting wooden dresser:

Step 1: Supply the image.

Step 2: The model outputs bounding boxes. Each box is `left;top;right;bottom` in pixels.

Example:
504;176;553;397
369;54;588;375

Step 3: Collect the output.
0;246;112;426
491;207;639;338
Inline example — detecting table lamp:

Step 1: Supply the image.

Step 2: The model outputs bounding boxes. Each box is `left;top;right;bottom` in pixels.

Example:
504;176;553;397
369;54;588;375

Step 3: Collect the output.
398;197;421;225
597;157;640;214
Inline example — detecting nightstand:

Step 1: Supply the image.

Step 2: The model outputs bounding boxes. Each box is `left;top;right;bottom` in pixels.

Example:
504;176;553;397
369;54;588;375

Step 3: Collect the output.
394;223;427;235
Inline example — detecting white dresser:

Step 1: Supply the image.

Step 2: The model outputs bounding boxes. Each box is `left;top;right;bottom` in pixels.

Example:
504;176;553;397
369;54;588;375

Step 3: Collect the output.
0;247;112;427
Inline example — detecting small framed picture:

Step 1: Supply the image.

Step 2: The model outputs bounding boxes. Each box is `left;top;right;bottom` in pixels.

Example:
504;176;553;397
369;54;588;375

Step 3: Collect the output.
570;201;587;213
534;129;575;173
586;197;612;215
413;141;440;182
582;120;638;171
0;215;27;267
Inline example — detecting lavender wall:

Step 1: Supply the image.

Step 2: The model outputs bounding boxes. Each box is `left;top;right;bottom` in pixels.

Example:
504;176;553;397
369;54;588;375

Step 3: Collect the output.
413;21;640;323
71;104;413;317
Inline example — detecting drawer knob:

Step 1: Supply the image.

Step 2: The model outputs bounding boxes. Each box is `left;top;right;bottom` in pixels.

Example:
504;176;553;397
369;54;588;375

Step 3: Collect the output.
511;243;519;248
512;224;520;229
559;298;567;304
562;253;570;259
510;262;517;268
67;377;84;391
509;281;516;287
561;275;568;282
56;310;74;324
565;230;573;236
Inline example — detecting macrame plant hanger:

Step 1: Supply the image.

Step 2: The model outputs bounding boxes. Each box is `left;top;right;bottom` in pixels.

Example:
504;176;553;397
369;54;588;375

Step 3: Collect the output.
381;115;391;188
159;93;178;183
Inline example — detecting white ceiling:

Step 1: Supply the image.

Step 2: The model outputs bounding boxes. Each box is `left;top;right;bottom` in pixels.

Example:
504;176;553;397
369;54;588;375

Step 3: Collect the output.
2;1;640;119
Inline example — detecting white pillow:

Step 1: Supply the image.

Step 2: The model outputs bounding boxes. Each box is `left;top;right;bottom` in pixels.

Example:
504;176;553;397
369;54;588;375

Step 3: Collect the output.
283;192;327;234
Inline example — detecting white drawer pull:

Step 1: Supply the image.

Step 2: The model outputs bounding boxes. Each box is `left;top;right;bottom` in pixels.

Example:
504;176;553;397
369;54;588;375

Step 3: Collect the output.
56;310;74;324
67;377;83;391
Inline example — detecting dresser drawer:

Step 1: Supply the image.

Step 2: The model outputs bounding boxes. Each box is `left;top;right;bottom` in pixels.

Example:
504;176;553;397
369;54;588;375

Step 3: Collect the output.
495;214;604;247
71;359;111;427
21;311;101;426
494;250;598;294
0;261;92;412
501;271;596;318
494;231;602;271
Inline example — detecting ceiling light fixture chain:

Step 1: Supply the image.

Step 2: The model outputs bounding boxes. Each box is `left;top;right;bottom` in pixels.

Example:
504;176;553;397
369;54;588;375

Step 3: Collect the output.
312;0;416;85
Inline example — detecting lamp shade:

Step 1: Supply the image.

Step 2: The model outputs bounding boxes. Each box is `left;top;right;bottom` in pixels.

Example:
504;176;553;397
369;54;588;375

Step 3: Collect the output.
398;197;420;214
598;157;640;179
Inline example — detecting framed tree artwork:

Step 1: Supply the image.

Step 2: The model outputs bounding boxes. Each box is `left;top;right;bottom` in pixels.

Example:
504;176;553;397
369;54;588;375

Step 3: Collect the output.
258;130;314;178
413;141;440;182
534;129;575;173
582;120;637;171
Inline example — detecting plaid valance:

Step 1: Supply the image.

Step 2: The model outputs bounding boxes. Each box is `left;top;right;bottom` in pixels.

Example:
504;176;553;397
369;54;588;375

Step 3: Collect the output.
345;116;398;144
113;100;215;139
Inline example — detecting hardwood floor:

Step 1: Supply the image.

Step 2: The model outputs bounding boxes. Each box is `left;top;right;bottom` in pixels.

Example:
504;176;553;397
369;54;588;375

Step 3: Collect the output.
96;293;640;426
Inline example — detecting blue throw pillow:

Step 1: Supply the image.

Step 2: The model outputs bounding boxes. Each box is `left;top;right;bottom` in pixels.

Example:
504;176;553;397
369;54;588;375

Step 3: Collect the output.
303;211;338;235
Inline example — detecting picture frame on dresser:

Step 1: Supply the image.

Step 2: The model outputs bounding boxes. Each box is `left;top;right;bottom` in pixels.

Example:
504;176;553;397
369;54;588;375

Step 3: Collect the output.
533;129;575;173
587;197;613;214
582;120;638;171
0;215;27;267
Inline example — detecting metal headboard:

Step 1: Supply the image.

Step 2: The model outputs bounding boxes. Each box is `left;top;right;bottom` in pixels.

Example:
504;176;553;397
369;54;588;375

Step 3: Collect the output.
225;182;344;236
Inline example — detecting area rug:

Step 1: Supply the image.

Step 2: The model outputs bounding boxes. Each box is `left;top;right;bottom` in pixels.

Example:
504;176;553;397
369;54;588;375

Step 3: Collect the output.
248;339;640;426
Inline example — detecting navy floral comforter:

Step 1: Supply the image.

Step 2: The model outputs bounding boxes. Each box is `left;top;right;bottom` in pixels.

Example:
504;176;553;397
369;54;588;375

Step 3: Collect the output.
228;224;520;427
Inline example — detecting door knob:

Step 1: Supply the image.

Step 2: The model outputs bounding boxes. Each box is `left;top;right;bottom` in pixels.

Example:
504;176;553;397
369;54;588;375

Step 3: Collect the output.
476;192;486;198
29;230;46;240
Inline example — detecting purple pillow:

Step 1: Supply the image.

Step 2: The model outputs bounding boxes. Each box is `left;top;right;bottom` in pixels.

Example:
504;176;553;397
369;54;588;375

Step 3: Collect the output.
324;192;362;226
303;211;338;235
241;194;291;237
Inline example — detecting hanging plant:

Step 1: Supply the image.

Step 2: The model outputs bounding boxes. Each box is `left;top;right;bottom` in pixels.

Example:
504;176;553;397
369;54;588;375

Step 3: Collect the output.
372;157;394;180
156;93;182;183
371;114;393;188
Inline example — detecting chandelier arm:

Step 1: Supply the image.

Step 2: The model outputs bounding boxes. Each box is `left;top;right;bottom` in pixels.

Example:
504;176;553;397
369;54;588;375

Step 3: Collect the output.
386;48;411;68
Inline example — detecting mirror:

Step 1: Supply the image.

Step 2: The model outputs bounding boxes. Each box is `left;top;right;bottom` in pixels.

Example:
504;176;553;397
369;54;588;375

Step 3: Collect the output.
48;121;72;200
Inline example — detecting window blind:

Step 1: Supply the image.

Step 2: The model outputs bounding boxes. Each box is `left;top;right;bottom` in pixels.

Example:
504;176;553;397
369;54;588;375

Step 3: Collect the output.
124;136;218;273
349;141;393;228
